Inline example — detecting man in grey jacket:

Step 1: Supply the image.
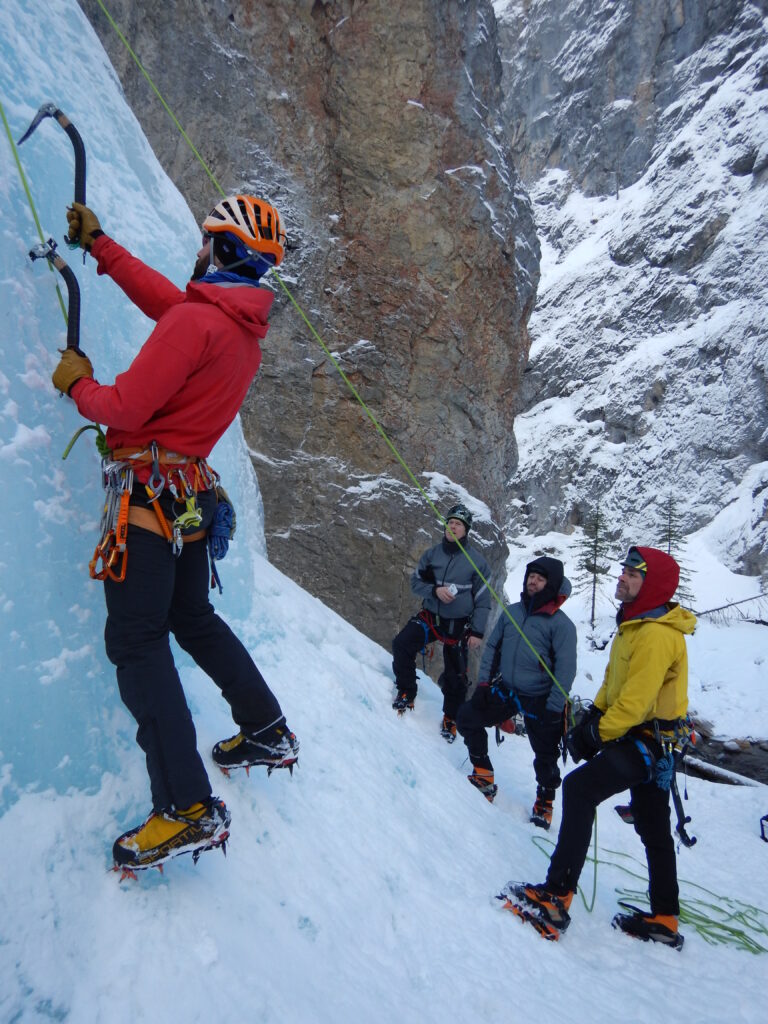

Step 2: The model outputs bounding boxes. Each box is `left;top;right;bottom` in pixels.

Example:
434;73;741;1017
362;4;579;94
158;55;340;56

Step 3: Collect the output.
456;556;577;815
392;504;491;740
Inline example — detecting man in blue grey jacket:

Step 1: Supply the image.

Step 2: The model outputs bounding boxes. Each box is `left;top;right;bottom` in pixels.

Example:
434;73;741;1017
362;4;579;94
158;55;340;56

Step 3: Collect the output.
392;504;491;740
456;556;577;817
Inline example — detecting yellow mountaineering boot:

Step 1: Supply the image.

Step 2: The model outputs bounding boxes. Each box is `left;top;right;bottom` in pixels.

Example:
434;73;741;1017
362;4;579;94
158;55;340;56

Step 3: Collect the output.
112;797;231;874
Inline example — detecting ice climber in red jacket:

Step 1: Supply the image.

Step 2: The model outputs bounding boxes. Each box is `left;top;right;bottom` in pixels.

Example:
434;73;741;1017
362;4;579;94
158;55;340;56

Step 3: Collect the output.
51;195;299;874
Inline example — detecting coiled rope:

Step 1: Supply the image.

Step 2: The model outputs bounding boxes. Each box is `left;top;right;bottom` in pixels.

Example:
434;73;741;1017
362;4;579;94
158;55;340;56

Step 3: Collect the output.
531;833;768;952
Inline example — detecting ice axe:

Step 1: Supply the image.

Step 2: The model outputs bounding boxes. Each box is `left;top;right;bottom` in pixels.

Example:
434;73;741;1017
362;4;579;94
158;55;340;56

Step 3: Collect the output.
17;102;87;245
18;103;86;353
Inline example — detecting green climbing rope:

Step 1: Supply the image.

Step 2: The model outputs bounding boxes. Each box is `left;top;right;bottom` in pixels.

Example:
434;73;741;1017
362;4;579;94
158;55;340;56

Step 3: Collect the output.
531;833;768;953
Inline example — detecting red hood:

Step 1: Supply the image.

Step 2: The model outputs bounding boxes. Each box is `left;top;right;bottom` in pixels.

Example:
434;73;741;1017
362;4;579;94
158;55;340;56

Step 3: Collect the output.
535;592;569;616
186;280;273;337
620;546;680;621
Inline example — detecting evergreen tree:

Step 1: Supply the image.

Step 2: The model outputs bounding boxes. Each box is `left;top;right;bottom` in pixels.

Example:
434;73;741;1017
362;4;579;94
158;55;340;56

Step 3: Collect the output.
659;494;695;606
574;501;614;630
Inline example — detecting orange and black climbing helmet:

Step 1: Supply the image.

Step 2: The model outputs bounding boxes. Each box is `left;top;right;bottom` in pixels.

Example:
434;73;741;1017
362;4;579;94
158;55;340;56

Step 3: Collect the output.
203;194;286;266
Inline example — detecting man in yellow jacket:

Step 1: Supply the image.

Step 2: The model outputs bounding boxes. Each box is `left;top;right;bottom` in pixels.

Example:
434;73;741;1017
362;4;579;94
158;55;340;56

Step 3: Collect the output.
499;546;696;948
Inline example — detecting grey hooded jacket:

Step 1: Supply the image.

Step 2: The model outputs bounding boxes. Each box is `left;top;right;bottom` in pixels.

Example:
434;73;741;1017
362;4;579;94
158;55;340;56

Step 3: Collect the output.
478;578;577;713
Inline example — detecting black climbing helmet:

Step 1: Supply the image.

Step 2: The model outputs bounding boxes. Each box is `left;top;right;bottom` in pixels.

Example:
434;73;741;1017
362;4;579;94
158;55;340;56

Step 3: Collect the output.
445;503;473;532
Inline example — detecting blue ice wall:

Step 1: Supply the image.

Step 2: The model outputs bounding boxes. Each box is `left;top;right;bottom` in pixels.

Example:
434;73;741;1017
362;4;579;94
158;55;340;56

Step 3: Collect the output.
0;0;266;810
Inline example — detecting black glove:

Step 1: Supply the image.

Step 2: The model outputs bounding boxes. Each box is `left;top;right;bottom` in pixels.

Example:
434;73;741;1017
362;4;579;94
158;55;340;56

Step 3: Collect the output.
567;711;603;763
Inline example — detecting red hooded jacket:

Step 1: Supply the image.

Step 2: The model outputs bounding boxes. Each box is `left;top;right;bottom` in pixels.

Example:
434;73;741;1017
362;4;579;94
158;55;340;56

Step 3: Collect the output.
597;547;694;740
70;235;273;475
619;547;680;621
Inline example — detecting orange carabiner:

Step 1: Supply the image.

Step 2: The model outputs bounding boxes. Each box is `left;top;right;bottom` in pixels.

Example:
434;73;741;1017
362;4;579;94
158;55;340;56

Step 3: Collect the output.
105;548;128;583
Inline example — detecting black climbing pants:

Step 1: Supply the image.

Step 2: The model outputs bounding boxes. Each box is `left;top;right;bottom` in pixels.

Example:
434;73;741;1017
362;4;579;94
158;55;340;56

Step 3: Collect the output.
104;488;282;811
545;739;680;915
392;614;469;719
456;683;563;790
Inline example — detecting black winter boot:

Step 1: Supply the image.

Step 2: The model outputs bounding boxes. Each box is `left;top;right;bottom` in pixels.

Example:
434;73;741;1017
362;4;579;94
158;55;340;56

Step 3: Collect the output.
392;691;416;714
213;720;299;775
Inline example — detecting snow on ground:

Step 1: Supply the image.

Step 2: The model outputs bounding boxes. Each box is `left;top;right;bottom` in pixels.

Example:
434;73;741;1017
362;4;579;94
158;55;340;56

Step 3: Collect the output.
2;551;767;1024
0;2;766;1022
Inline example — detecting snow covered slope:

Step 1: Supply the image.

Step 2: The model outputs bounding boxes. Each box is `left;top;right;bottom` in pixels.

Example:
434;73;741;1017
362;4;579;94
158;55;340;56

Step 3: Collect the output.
0;3;766;1022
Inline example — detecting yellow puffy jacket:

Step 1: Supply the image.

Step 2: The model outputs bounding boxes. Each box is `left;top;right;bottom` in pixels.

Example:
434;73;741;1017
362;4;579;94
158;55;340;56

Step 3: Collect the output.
594;603;697;742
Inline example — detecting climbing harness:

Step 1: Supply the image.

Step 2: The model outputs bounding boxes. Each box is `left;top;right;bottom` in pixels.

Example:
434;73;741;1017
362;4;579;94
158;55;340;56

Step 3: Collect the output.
416;608;469;648
489;676;525;715
88;441;224;583
123;440;208;555
630;716;697;847
414;609;469;672
489;675;552;754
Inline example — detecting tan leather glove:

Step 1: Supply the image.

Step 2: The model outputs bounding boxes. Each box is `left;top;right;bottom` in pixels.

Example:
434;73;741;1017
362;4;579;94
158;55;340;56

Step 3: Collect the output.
66;203;104;251
52;348;94;395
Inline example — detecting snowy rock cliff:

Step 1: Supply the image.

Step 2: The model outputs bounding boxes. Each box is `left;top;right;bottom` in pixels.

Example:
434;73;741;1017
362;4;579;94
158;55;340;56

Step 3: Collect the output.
79;0;534;646
495;0;768;576
75;0;768;623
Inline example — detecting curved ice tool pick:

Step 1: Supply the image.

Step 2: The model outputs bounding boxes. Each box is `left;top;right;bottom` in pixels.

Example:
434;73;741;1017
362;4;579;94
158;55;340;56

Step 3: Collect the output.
19;102;87;356
17;101;87;214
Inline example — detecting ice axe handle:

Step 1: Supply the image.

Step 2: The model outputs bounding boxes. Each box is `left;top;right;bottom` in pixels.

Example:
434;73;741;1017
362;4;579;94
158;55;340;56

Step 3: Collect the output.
29;242;85;356
60;118;86;206
55;257;84;354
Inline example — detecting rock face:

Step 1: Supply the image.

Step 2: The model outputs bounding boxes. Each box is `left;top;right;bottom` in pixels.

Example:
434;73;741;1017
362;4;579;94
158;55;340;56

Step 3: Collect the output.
494;0;768;578
497;0;757;195
79;0;537;652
